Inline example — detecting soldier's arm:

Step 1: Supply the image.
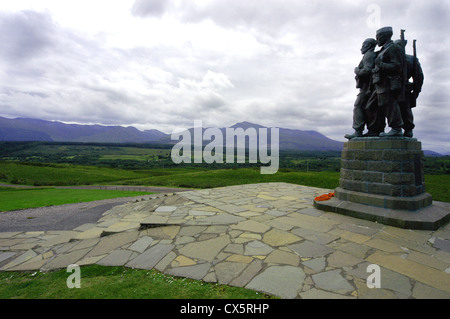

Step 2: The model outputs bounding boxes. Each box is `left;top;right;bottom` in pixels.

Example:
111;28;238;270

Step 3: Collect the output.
356;53;375;78
414;59;424;93
378;47;403;75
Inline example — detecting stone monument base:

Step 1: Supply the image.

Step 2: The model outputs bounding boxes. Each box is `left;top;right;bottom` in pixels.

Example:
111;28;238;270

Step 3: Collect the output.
314;195;450;230
314;137;450;230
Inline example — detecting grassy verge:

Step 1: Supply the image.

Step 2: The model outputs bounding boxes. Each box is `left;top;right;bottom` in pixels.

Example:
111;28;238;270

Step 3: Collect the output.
0;161;148;186
0;265;275;299
125;168;341;190
0;188;153;212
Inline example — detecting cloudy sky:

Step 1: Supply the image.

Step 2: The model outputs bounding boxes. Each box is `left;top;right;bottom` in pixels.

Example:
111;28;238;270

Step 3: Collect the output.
0;0;449;153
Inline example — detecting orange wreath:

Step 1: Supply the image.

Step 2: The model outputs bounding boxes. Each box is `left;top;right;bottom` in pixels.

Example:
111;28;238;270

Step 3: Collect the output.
314;192;335;201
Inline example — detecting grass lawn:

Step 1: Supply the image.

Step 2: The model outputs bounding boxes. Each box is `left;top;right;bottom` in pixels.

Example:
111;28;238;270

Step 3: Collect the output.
126;168;341;190
0;188;153;212
0;265;275;299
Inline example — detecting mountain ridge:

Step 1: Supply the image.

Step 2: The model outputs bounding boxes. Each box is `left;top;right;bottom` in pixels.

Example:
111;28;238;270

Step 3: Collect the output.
0;116;344;151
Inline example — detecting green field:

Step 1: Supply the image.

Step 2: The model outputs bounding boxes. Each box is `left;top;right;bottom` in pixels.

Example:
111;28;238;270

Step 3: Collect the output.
0;187;153;211
1;161;449;202
0;161;148;186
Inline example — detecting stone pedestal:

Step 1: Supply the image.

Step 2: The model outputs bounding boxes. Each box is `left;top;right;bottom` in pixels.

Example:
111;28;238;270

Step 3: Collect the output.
314;137;450;230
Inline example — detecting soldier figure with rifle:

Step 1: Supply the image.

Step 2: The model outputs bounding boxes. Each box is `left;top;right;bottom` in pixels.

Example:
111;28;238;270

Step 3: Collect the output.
364;26;405;137
394;38;424;137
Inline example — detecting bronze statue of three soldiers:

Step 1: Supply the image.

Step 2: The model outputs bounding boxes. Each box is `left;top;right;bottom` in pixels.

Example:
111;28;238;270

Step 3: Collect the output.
345;26;424;139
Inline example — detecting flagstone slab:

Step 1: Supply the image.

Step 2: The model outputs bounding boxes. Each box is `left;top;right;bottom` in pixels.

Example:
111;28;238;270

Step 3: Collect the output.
215;261;249;284
265;249;299;266
262;229;302;247
126;243;175;270
42;248;91;271
327;251;364;268
128;236;154;253
288;241;334;258
166;262;212;280
302;257;326;272
244;240;273;256
98;249;135;266
0;252;17;264
178;235;230;262
85;231;139;258
230;220;270;233
300;288;354;299
229;259;263;287
367;251;450;293
311;269;354;294
246;265;305;299
1;249;37;270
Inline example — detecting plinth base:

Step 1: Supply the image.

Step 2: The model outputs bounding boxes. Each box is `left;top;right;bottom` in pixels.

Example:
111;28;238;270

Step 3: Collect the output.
314;136;450;230
314;197;450;230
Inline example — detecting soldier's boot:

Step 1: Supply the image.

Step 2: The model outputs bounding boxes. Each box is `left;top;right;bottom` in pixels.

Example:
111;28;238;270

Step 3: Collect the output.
403;129;413;138
363;130;381;137
379;128;403;137
344;130;363;139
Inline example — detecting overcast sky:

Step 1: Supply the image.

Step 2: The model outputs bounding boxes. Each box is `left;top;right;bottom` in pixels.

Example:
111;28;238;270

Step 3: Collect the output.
0;0;449;153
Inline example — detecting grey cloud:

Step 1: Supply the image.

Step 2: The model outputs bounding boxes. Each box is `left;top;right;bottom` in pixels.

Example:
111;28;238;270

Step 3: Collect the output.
0;10;56;61
131;0;169;17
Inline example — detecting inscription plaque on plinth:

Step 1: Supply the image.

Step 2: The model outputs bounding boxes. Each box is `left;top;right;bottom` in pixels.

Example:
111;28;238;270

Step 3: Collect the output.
314;137;450;230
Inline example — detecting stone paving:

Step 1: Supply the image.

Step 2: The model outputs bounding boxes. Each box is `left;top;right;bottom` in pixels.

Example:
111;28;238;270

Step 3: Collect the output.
1;182;449;299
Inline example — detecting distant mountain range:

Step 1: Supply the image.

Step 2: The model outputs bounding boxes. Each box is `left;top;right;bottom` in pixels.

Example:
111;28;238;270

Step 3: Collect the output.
0;117;345;151
0;116;166;144
1;116;446;155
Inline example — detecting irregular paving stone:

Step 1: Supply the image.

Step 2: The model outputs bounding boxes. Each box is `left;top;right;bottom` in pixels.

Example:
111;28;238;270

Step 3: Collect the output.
291;228;340;245
300;288;354;299
98;249;134;266
367;251;450;293
128;236;154;253
433;238;450;253
412;282;450;299
335;242;371;259
327;251;364;268
226;254;253;264
288;241;333;258
179;235;230;262
166;262;212;280
230;220;271;233
86;231;139;257
214;261;249;284
172;255;197;267
0;252;17;264
302;257;326;272
244;241;273;256
265;249;299;266
246;265;305;299
312;269;354;294
155;206;177;212
224;243;244;255
353;278;398;299
178;226;207;237
154;251;177;271
126;243;174;270
145;226;180;239
188;214;244;225
1;250;37;270
189;210;216;216
42;248;91;271
262;229;302;247
229;259;263;287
